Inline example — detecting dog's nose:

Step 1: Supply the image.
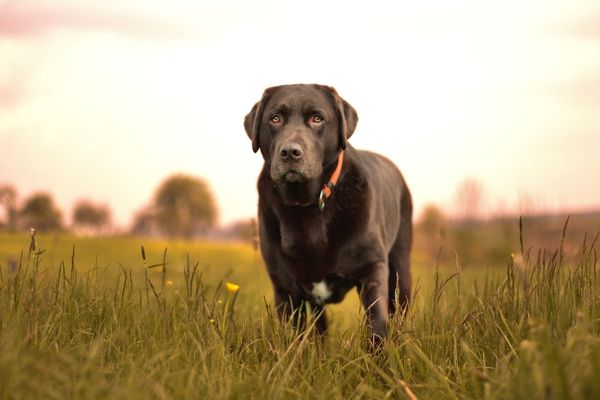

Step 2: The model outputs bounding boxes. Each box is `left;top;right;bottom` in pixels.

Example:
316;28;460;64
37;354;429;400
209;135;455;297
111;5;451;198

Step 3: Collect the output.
279;143;303;161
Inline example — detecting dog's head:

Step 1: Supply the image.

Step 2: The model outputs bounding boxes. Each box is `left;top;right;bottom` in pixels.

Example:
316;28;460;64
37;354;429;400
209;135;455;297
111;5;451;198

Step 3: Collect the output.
244;84;358;192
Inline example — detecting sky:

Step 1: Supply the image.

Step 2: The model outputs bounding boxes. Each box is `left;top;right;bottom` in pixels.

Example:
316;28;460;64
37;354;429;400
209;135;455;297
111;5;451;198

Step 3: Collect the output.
1;0;599;228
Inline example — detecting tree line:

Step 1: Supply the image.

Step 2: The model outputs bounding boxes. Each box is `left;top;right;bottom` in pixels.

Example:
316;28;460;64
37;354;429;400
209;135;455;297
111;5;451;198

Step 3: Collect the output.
0;174;218;239
3;174;590;266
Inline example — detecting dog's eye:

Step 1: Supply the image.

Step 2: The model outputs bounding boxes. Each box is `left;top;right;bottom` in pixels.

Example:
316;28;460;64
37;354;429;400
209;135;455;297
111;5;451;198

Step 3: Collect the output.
270;115;282;124
311;115;323;124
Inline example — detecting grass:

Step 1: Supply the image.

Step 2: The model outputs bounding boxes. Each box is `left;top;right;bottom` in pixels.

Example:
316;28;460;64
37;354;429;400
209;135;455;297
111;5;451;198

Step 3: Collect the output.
0;228;599;399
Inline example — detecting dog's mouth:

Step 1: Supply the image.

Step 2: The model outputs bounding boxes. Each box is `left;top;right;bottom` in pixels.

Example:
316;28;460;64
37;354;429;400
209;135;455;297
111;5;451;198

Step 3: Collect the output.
271;161;323;207
272;166;310;184
271;153;322;185
282;170;308;183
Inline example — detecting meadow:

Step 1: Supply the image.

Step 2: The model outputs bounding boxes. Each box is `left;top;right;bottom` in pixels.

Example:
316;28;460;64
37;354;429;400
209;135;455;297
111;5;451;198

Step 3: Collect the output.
0;227;599;399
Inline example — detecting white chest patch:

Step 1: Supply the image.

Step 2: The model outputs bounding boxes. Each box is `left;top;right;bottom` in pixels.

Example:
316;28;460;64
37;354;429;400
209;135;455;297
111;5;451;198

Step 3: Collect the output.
311;280;332;305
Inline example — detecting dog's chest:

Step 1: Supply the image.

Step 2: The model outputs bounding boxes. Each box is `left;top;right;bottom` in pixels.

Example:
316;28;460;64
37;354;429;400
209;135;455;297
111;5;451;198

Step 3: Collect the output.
310;280;332;305
300;274;357;305
279;226;361;304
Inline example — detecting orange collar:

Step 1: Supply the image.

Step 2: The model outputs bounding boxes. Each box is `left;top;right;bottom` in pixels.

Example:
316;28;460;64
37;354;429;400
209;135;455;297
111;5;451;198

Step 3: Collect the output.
318;150;344;211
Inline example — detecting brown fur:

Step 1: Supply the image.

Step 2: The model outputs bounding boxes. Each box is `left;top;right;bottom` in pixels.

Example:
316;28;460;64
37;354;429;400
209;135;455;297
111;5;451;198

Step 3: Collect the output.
244;84;412;341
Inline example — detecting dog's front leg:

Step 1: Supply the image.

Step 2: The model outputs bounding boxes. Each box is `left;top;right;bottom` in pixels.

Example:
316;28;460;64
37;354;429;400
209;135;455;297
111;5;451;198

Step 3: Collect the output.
274;289;328;335
359;262;389;345
274;289;303;328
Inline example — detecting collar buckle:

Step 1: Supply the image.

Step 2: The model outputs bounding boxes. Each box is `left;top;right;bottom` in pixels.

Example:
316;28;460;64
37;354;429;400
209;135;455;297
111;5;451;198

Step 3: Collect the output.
318;150;344;211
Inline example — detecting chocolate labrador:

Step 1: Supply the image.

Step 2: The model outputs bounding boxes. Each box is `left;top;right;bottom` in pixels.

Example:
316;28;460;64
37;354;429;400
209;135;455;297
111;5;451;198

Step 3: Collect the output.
244;84;412;342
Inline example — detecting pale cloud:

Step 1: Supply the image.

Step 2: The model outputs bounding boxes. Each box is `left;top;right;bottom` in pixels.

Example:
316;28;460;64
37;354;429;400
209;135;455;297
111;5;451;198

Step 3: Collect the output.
551;73;600;106
0;0;202;39
554;8;600;40
0;67;31;108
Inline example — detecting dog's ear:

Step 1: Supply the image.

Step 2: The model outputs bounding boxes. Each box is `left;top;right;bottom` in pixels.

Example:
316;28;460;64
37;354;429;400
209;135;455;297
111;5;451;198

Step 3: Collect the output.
244;88;274;153
243;102;261;153
323;86;358;150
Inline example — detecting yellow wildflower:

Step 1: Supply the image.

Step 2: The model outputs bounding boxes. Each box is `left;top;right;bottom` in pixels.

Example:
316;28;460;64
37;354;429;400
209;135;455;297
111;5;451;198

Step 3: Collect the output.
225;282;240;293
166;279;174;286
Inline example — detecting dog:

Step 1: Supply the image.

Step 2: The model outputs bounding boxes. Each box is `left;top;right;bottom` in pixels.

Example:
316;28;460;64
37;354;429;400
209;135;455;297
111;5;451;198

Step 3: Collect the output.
244;84;412;342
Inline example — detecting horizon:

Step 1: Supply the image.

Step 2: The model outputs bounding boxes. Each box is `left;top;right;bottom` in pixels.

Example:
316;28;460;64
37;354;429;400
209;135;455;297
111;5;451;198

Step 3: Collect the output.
1;0;599;229
2;179;600;232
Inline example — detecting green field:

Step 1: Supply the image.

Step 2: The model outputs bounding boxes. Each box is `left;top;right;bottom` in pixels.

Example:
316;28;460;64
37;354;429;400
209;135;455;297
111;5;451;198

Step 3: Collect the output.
1;231;599;399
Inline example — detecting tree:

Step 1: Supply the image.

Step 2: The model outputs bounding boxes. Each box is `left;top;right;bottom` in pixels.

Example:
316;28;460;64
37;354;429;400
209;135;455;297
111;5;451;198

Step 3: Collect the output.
130;206;157;237
72;200;111;234
19;193;63;231
0;184;18;230
227;218;259;247
451;178;487;267
453;177;486;222
417;204;447;261
419;204;447;237
153;174;217;238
